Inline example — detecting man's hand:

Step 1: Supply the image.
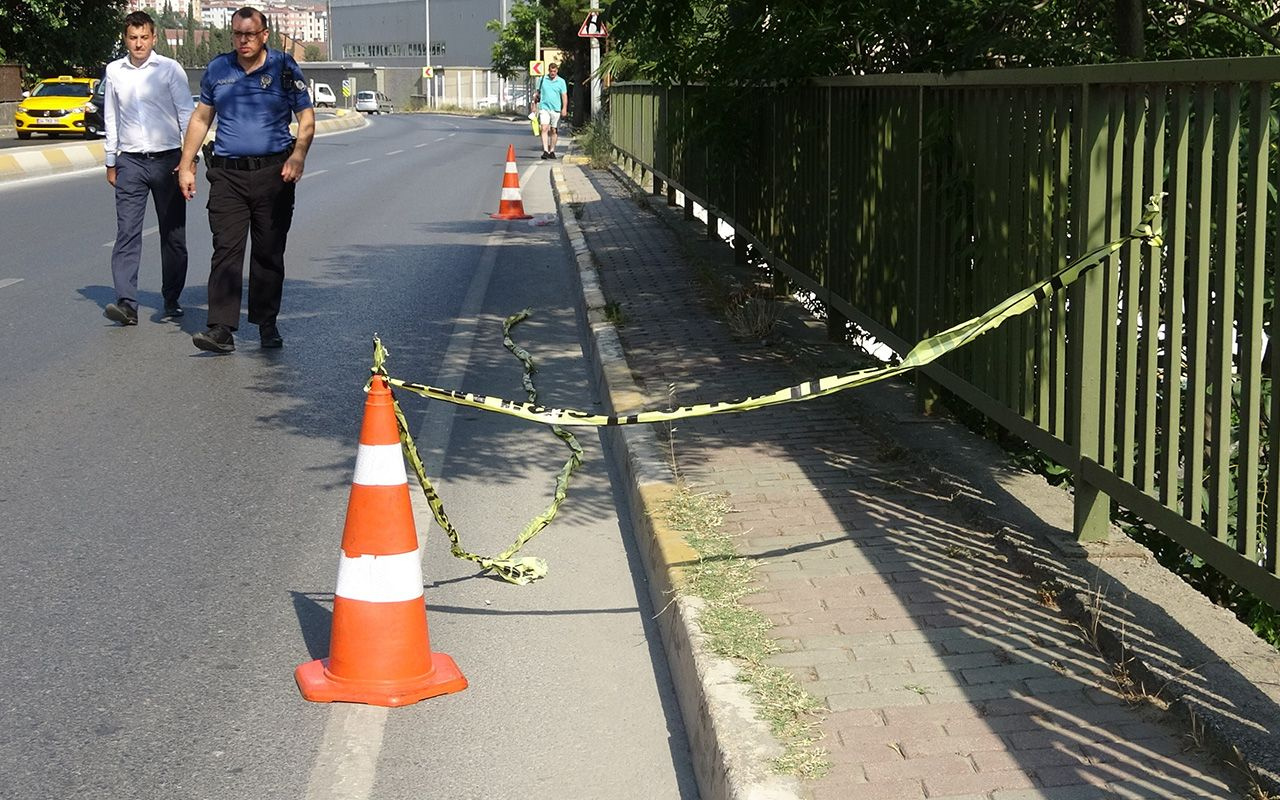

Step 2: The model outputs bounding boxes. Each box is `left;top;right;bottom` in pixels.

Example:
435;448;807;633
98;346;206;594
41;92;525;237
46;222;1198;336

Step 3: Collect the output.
106;166;117;187
178;164;198;200
281;152;306;183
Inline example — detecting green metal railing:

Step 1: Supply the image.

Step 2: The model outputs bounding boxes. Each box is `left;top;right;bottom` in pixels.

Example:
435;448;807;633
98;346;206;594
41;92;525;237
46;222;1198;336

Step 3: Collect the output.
609;59;1280;610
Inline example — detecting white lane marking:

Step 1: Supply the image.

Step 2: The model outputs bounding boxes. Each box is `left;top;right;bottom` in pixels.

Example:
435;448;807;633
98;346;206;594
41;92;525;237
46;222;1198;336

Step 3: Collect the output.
447;133;457;137
414;142;430;148
432;137;446;143
302;203;505;800
303;706;388;800
0;279;23;290
102;225;159;248
385;149;403;155
301;169;329;180
348;158;371;165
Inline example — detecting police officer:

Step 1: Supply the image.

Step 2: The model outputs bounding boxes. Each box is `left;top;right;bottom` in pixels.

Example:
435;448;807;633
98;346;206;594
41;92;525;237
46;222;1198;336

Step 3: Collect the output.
177;5;314;353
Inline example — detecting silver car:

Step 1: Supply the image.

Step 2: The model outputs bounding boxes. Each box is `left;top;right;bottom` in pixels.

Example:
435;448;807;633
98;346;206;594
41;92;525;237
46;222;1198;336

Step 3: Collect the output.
355;90;392;114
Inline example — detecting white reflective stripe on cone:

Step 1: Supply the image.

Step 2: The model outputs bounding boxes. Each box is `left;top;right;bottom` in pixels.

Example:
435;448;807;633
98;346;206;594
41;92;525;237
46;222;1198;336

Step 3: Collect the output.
505;161;519;173
335;550;425;603
352;443;408;486
501;188;522;200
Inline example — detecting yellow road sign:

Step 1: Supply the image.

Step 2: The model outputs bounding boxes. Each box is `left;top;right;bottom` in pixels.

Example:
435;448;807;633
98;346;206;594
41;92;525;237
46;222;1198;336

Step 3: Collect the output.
422;66;434;78
529;60;545;77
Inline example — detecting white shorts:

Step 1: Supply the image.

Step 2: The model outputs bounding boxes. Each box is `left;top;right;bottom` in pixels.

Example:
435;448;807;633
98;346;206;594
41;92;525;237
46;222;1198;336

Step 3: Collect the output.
537;109;562;128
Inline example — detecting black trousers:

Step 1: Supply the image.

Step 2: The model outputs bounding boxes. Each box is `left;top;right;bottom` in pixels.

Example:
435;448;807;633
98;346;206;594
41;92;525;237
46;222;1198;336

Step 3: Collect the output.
204;164;295;330
111;150;187;309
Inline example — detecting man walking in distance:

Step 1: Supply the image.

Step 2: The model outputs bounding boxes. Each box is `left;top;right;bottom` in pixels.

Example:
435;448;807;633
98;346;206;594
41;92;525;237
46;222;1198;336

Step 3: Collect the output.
103;10;192;326
177;6;314;353
534;63;569;160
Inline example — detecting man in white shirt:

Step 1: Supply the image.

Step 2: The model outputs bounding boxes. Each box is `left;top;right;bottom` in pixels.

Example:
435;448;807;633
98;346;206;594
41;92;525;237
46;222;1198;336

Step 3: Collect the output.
103;10;193;326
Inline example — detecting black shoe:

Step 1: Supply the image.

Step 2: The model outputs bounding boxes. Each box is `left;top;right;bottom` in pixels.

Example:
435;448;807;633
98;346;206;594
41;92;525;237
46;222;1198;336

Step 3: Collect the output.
259;322;283;349
540;151;550;159
104;302;138;326
193;325;235;353
547;150;557;159
161;303;184;319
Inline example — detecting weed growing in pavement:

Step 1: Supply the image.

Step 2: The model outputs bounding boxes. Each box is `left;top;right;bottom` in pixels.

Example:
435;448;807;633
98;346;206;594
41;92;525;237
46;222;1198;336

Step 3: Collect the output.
603;300;626;327
723;282;781;342
660;485;830;779
577;114;615;169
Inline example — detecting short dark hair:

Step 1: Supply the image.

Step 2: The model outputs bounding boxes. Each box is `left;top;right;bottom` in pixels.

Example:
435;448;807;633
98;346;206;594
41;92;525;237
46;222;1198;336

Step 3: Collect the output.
233;6;268;29
123;11;155;34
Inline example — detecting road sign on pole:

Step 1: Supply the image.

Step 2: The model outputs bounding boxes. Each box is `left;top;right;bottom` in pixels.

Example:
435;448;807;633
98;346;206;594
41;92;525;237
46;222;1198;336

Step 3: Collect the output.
578;10;606;38
341;79;351;97
529;60;545;77
422;66;434;79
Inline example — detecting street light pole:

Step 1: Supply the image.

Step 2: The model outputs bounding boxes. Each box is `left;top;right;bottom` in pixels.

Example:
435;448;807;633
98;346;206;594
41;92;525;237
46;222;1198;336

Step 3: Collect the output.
424;0;432;107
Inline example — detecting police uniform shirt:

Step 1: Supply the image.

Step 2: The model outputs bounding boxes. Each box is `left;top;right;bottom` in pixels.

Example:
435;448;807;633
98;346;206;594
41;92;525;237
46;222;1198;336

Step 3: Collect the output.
200;49;312;158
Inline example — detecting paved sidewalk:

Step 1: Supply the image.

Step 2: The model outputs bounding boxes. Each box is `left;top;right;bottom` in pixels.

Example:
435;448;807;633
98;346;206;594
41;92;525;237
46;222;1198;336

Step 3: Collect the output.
550;151;1280;800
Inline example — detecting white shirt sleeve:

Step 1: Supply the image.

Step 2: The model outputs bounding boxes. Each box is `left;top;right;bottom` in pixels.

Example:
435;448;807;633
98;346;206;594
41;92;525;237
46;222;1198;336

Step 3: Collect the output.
103;66;118;167
167;60;192;138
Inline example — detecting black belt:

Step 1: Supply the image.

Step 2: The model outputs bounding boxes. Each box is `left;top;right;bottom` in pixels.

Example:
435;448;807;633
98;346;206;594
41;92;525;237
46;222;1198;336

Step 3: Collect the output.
205;147;293;171
122;148;181;159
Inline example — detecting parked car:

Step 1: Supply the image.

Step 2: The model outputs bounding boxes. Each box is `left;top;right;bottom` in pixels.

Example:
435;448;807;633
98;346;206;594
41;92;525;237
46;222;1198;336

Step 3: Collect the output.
355;90;392;114
14;75;99;139
83;79;107;138
312;82;336;108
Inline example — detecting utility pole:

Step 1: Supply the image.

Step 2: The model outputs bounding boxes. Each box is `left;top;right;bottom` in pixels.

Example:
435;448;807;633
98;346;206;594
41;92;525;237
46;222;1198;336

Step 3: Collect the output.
590;36;600;117
424;0;433;107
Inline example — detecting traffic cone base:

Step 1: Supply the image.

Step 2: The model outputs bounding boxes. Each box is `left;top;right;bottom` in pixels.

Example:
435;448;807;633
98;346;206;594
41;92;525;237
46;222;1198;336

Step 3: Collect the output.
490;143;532;220
295;652;466;707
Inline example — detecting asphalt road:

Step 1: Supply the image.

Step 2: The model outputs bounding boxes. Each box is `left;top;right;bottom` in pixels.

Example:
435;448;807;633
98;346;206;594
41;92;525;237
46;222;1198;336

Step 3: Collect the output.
0;115;697;799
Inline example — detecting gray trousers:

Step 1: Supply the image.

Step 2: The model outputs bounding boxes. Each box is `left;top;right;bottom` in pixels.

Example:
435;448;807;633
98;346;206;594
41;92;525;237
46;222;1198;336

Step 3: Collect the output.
110;150;187;310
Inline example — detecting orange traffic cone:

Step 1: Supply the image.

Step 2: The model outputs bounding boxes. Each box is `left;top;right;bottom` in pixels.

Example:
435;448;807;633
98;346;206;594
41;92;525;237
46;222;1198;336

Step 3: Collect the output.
295;376;467;707
489;144;532;220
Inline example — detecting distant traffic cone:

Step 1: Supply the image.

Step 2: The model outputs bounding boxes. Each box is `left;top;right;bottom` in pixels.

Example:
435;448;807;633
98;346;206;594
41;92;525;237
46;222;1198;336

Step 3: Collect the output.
489;144;532;220
295;376;467;707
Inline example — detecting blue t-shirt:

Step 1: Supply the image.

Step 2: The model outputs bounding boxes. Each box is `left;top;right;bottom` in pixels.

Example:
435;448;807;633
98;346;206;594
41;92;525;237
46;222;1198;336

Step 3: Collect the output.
200;49;312;157
537;75;568;112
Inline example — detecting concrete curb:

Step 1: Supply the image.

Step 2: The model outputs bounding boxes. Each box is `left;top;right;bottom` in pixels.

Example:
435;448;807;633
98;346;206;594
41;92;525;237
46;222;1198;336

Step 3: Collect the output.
0;111;367;184
549;161;805;800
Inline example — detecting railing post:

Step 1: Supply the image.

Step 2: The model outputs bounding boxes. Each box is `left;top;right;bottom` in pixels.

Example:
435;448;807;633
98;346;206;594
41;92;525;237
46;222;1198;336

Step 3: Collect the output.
735;233;750;264
1072;82;1112;543
706;210;718;240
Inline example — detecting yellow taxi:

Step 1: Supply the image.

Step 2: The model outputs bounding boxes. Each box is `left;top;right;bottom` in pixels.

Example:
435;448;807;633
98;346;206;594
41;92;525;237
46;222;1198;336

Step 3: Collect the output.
15;76;100;140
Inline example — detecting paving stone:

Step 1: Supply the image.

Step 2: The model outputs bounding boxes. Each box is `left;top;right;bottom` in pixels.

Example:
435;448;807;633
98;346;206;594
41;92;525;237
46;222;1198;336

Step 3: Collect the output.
922;769;1038;797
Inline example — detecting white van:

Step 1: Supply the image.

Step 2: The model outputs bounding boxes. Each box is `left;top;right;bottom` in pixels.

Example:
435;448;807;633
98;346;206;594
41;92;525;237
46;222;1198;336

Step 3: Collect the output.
311;82;336;108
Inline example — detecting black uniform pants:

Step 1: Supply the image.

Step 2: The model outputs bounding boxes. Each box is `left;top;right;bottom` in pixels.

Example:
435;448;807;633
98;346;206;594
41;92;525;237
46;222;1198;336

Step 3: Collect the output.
204;164;295;330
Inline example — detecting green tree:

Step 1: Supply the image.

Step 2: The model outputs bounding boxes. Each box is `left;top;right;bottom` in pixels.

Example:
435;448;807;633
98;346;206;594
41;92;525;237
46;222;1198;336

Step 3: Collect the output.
0;0;125;79
607;0;1280;84
304;43;323;62
487;0;587;78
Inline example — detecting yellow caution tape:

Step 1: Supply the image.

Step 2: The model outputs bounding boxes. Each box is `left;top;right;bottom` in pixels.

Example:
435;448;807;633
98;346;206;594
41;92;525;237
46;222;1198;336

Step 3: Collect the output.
372;198;1162;584
370;312;583;585
386;199;1163;428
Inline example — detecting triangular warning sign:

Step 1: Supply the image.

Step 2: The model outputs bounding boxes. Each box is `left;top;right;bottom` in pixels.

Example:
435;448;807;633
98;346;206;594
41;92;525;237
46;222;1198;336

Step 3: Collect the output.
578;11;607;37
